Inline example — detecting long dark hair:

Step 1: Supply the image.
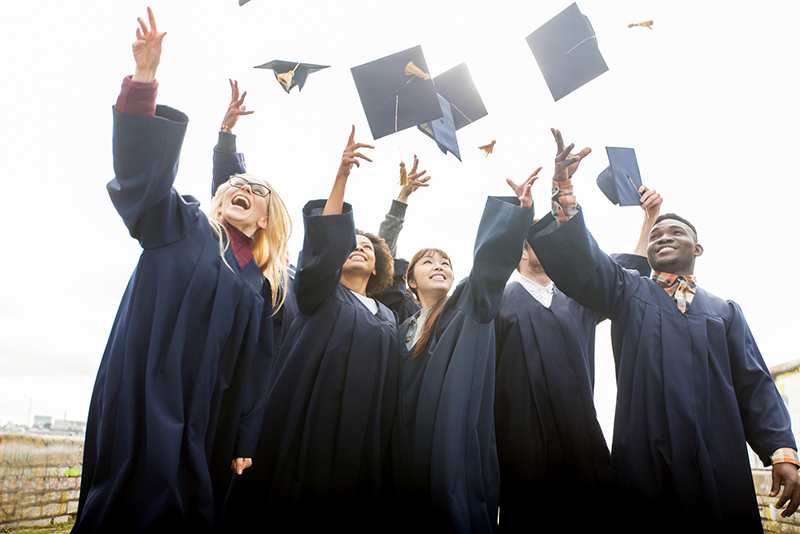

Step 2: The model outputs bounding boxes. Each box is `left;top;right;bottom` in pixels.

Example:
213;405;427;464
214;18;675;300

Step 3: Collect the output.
406;248;452;359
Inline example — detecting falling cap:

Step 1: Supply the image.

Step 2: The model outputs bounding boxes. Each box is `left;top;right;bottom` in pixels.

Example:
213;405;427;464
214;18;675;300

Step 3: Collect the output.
351;46;443;140
254;60;330;93
429;63;487;130
526;2;609;101
418;93;461;161
596;147;643;206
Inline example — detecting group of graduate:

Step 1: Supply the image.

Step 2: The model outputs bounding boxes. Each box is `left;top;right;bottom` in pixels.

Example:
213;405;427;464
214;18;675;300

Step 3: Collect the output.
73;8;800;534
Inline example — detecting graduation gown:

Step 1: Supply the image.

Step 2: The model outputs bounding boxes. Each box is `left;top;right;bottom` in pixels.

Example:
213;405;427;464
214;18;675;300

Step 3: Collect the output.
530;211;796;533
494;252;646;531
391;196;533;533
74;106;271;533
212;149;299;360
375;257;422;324
220;201;398;530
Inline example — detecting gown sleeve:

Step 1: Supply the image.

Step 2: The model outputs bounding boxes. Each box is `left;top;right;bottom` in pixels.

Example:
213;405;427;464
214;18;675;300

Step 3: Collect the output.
611;252;652;278
211;131;247;197
108;104;199;249
293;200;357;315
460;196;534;323
529;210;641;320
374;200;420;323
726;301;796;463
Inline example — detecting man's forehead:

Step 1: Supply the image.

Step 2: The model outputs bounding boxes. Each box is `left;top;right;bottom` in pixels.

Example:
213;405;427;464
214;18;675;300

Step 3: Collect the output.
650;219;696;239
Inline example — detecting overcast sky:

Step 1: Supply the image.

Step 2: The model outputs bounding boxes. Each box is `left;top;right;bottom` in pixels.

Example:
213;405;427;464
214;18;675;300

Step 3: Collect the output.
1;0;798;443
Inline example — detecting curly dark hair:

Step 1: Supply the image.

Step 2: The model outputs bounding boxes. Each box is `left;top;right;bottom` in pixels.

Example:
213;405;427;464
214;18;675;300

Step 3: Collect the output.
355;229;394;297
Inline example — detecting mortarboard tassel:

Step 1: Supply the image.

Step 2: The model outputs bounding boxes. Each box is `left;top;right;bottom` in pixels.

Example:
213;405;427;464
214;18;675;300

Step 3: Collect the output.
405;61;431;82
399;162;408;186
478;140;496;157
628;20;654;30
277;63;301;90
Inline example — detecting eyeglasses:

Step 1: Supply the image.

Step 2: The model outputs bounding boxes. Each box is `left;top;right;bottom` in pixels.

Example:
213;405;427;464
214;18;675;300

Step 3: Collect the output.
228;175;271;197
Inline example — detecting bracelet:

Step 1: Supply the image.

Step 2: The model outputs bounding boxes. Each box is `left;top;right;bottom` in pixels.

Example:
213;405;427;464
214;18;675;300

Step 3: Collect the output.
220;126;232;133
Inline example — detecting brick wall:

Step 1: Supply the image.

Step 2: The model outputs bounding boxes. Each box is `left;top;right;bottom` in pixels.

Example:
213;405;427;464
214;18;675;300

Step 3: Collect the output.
0;433;83;529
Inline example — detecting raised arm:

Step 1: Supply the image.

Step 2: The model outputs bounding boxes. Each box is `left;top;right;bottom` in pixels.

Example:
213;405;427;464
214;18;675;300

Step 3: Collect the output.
530;129;641;319
109;9;196;249
378;155;430;256
212;80;251;196
322;126;373;216
458;171;538;322
632;186;662;256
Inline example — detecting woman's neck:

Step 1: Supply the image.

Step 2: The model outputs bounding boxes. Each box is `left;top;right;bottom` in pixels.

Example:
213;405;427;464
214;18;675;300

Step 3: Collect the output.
340;272;370;296
418;290;447;309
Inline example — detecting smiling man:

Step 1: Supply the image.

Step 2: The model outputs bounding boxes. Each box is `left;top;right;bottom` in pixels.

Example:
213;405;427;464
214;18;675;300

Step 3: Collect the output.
526;129;800;533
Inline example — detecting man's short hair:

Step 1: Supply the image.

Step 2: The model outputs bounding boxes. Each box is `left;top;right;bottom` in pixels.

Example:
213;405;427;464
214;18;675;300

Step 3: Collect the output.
654;213;698;241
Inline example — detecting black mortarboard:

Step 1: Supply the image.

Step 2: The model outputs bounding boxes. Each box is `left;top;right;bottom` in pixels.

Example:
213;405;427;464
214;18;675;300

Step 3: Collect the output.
526;3;609;101
351;46;443;140
254;60;330;93
239;0;250;5
596;147;643;206
418;93;461;161
430;63;487;130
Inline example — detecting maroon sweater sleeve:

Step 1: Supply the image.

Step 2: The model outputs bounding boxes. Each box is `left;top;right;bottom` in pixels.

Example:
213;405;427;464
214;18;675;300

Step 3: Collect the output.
114;75;159;116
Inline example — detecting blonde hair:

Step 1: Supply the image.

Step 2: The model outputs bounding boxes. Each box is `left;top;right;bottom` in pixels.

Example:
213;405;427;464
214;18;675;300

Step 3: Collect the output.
208;174;293;311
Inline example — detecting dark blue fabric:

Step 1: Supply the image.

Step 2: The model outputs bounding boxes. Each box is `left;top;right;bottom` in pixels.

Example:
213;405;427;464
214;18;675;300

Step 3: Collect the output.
391;196;533;533
74;107;271;534
494;283;610;530
530;210;795;533
220;201;398;530
374;257;421;324
212;149;299;362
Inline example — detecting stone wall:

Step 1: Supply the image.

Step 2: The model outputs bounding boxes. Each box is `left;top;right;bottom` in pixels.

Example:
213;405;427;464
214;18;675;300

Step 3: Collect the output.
0;433;83;529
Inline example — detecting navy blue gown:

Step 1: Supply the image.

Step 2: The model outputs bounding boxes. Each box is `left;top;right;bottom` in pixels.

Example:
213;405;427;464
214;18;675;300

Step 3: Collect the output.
212;144;299;360
391;196;533;533
375;257;421;324
74;106;271;533
220;201;398;530
494;253;648;531
530;211;796;533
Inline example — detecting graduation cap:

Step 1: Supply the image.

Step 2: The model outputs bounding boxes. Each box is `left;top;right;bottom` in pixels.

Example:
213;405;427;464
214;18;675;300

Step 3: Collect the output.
526;3;609;101
416;63;488;161
254;60;330;93
239;0;250;5
418;93;461;161
351;46;443;140
596;147;643;206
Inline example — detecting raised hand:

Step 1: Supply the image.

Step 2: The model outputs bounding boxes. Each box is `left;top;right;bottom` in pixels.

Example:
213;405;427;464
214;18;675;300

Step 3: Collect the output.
337;125;374;180
551;128;591;183
221;79;255;132
506;167;541;209
132;7;167;83
398;156;431;203
639;186;662;222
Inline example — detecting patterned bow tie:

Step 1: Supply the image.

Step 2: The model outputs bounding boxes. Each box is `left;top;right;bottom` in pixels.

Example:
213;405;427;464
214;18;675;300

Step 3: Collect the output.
652;272;697;313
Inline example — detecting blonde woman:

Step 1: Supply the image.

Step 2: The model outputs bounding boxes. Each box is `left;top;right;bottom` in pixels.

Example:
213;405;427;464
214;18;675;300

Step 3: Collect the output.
74;9;290;534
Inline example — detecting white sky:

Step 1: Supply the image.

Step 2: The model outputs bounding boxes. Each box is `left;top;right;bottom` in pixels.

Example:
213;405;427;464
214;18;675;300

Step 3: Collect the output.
1;0;799;445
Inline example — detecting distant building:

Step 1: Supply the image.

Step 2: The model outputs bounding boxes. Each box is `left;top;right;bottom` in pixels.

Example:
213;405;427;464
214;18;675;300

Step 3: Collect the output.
52;419;87;434
32;415;51;428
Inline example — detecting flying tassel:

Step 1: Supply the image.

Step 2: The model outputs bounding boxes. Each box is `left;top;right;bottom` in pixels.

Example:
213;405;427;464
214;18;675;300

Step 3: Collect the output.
405;61;431;82
628;20;654;30
277;71;295;89
277;63;301;90
478;140;496;157
399;161;408;186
